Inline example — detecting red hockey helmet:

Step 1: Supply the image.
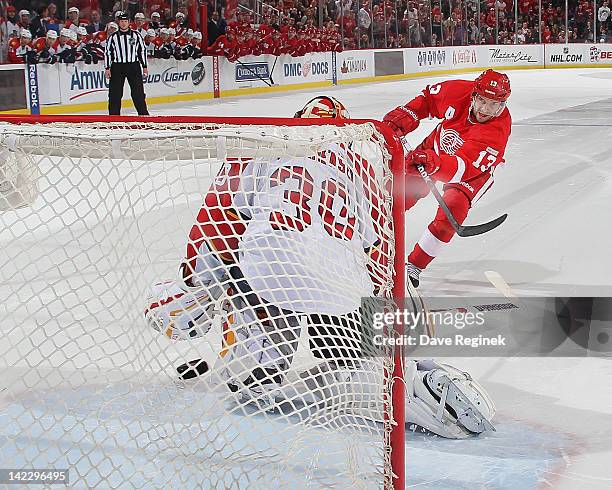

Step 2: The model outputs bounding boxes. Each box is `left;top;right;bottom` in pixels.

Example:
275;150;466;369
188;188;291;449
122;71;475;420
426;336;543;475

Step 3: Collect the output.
294;96;349;119
473;69;511;102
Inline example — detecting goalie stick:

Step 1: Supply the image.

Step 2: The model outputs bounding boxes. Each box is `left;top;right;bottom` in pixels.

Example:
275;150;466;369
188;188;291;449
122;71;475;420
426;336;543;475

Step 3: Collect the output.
400;138;508;237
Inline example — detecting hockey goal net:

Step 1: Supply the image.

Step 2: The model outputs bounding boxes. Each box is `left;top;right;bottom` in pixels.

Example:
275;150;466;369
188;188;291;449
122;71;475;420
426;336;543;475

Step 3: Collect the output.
0;115;405;489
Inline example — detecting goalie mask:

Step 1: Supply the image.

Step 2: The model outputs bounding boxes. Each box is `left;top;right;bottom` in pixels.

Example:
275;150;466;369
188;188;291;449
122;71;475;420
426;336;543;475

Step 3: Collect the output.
470;69;511;123
294;96;350;119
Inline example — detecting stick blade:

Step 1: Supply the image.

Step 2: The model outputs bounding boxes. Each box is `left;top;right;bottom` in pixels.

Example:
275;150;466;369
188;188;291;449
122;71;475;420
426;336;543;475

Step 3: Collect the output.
457;213;508;237
484;270;517;299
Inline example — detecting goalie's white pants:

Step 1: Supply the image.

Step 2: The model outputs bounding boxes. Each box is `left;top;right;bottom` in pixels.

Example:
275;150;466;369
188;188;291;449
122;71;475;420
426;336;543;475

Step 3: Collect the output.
219;294;302;387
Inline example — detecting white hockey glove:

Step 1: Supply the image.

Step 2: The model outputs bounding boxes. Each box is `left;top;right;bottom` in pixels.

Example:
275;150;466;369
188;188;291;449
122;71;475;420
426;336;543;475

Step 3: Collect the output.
144;253;230;341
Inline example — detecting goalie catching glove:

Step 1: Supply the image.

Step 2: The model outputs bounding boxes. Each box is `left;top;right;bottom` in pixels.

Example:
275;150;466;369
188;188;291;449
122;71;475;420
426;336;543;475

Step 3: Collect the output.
144;253;230;341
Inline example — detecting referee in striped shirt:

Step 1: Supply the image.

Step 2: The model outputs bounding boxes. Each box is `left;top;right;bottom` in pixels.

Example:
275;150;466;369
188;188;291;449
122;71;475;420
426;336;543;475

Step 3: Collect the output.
104;11;149;115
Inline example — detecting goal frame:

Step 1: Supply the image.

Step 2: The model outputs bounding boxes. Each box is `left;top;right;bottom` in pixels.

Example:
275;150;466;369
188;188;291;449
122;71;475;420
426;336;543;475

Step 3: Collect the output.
0;114;406;489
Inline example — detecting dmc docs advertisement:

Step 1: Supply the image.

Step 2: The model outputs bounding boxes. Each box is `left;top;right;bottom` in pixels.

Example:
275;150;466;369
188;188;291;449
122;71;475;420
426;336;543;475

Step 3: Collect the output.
280;52;333;84
546;43;612;66
37;58;213;106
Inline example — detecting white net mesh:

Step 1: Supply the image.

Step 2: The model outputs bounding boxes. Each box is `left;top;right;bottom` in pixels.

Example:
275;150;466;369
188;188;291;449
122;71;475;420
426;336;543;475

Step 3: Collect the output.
0;120;403;489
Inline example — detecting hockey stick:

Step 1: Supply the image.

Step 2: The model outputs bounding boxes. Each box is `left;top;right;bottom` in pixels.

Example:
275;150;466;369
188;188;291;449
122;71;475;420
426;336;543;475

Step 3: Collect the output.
484;270;517;299
401;138;508;237
269;55;278;85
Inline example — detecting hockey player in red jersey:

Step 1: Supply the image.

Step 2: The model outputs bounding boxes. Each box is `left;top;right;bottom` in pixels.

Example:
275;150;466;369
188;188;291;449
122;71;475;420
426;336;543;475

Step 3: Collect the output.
383;69;512;287
142;96;496;436
207;27;238;60
143;96;496;436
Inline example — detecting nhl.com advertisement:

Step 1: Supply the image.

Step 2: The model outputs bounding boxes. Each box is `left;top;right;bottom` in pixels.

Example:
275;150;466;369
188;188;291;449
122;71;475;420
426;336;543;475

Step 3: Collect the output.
546;44;612;65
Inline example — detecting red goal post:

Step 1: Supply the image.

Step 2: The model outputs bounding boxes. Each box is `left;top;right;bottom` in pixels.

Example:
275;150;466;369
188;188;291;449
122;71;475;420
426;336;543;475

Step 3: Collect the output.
0;114;406;489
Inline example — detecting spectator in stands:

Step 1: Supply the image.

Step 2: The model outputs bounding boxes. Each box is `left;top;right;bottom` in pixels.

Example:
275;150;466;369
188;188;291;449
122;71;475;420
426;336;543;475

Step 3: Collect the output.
65;7;81;33
127;0;140;19
162;7;173;25
357;1;372;40
599;0;611;30
207;10;226;45
359;32;370;48
17;9;32;38
339;10;357;38
8;0;29;16
87;10;105;34
598;24;610;42
0;12;7;63
6;6;20;39
468;17;480;44
30;5;49;39
46;3;60;33
406;2;421;46
542;24;552;42
431;7;442;43
525;27;537;43
585;20;595;42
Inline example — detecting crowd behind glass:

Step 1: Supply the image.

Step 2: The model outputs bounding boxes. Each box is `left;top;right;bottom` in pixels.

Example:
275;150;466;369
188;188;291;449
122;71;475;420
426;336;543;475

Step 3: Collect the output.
1;0;610;64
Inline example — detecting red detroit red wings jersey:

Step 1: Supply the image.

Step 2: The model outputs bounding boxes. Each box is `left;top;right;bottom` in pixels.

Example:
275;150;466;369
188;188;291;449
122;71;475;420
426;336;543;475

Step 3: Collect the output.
409;79;512;200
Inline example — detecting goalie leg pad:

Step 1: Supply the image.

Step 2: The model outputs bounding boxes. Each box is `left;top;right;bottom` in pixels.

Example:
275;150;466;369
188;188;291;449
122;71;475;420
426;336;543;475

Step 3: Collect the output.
221;297;302;410
410;359;496;437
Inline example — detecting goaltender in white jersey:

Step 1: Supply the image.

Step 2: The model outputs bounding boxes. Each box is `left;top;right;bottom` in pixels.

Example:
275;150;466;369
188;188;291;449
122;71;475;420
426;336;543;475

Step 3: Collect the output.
231;150;377;315
144;96;496;439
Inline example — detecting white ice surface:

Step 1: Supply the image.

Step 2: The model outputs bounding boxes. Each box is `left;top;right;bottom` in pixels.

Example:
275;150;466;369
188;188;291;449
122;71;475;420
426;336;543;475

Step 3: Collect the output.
2;68;612;489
